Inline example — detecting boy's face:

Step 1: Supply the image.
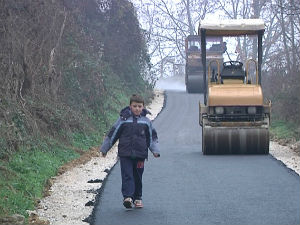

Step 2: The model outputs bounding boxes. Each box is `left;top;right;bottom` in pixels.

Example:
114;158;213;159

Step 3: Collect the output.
130;101;144;116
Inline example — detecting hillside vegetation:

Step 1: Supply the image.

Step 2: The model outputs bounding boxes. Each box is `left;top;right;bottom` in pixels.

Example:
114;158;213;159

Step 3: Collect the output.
0;0;154;218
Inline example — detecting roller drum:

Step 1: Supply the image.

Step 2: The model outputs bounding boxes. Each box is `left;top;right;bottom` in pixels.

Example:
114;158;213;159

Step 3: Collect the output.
186;74;204;93
202;126;269;154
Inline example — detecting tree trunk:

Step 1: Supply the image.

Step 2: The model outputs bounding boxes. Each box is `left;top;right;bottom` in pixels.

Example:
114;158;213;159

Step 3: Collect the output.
186;0;194;35
278;0;292;74
48;10;68;100
289;0;297;73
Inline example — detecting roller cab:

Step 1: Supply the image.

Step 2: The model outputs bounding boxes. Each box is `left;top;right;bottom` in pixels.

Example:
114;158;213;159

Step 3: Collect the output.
198;19;271;154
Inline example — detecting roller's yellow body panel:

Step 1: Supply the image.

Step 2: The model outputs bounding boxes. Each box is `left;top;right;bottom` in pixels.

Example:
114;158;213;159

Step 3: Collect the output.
208;83;263;106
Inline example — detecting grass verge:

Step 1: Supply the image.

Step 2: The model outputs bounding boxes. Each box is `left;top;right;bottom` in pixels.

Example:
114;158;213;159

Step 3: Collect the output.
0;139;84;216
270;119;300;140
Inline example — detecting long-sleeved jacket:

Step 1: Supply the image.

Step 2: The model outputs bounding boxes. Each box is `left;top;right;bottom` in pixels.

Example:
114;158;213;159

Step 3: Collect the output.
100;106;160;159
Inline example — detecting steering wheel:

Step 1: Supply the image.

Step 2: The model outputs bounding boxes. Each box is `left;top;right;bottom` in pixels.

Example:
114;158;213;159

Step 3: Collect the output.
223;61;243;67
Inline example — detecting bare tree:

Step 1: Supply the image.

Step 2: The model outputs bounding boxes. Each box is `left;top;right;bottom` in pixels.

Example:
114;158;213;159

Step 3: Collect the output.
134;0;299;123
132;0;214;76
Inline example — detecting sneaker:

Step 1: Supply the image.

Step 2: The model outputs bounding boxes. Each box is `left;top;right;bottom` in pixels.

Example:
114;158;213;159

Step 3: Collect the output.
134;199;143;208
123;197;134;209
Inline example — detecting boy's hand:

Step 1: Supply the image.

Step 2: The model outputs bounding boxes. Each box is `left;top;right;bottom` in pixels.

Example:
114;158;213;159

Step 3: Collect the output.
153;153;160;158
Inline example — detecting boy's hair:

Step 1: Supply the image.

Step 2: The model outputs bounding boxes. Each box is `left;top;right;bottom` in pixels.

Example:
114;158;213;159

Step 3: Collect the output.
130;94;144;105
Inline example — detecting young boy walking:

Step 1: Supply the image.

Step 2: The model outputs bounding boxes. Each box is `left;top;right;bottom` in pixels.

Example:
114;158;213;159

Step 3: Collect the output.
100;94;160;209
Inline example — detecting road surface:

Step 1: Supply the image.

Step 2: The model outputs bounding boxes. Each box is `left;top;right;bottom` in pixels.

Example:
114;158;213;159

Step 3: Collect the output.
91;91;300;225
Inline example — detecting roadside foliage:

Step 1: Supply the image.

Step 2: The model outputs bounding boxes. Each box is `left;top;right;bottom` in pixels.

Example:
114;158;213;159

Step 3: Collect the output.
0;0;154;218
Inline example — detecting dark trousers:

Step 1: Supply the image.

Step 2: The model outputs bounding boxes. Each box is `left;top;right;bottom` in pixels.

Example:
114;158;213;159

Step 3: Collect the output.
120;157;145;200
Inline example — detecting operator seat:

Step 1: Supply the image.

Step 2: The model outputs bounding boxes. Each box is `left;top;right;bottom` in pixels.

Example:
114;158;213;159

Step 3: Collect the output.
221;61;245;84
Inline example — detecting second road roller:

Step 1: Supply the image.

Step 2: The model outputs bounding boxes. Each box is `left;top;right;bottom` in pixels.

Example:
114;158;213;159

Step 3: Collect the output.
185;35;225;93
198;19;271;154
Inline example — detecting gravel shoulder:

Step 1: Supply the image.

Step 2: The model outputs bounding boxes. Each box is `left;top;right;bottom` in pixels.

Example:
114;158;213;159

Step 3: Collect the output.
30;90;299;225
270;141;300;175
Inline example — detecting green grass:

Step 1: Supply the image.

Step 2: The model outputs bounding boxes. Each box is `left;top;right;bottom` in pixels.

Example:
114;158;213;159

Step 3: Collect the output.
72;132;102;150
0;144;79;217
270;119;299;140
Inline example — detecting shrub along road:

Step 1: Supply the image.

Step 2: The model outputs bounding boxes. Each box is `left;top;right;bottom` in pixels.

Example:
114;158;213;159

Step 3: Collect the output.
92;91;300;225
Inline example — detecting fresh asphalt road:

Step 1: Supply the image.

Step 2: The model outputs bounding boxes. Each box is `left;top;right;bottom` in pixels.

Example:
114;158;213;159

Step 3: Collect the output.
92;91;300;225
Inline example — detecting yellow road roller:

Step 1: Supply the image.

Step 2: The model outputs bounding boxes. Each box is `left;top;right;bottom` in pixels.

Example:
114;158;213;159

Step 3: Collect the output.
185;35;224;93
198;19;271;154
